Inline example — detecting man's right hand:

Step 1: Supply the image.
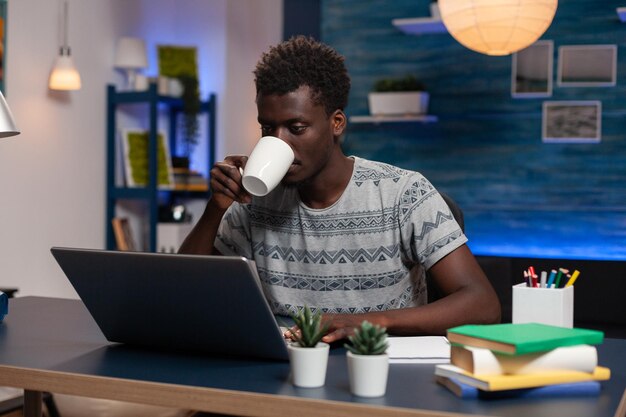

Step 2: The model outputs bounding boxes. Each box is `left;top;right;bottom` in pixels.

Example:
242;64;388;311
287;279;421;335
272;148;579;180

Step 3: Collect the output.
209;155;252;210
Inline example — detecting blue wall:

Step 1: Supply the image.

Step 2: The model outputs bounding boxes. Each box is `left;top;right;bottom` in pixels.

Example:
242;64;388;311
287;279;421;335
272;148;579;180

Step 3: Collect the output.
321;0;626;260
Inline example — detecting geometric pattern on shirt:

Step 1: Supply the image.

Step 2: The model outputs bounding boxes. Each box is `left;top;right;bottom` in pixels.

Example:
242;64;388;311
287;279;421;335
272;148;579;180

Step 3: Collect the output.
248;180;437;237
249;206;400;236
269;284;422;315
419;229;464;260
353;163;408;186
257;267;407;291
251;242;400;264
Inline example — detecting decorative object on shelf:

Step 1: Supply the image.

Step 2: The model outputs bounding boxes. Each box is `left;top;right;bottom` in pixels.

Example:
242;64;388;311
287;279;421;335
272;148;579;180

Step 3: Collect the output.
49;0;81;90
542;101;601;144
368;75;429;116
111;217;136;251
345;321;390;397
618;7;626;22
158;45;201;157
511;40;553;98
114;37;148;91
287;305;330;388
557;45;617;87
0;90;19;138
438;0;558;56
120;129;174;188
157;222;193;253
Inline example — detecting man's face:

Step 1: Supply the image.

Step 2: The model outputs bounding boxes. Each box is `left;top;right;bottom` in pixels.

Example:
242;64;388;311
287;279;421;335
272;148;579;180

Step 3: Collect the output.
256;85;338;187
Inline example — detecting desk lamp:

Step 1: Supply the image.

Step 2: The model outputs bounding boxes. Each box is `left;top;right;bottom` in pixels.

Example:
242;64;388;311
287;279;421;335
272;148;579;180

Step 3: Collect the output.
0;91;19;138
114;37;148;91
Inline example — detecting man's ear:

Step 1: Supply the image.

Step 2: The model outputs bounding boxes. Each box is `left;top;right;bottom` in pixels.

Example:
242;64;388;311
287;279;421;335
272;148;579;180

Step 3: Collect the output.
331;110;347;137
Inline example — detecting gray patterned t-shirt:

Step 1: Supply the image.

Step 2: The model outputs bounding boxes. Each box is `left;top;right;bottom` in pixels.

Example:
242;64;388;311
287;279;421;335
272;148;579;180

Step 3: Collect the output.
214;156;467;316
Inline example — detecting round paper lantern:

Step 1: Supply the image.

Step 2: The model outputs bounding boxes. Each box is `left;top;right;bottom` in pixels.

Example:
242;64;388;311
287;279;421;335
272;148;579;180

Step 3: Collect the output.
439;0;558;56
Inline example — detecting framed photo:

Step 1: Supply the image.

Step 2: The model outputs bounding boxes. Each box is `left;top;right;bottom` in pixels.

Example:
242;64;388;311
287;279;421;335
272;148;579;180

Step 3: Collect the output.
557;45;617;87
542;101;602;143
120;129;174;188
511;40;553;98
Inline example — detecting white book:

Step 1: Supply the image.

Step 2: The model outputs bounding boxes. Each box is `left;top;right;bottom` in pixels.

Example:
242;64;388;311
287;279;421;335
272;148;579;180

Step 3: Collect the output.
451;344;597;375
387;336;450;364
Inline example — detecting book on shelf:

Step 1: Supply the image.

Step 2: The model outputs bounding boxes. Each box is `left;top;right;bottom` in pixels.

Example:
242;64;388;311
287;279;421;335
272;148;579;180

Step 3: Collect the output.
435;375;601;399
434;364;610;391
450;344;597;375
447;323;604;355
172;167;208;191
111;217;136;251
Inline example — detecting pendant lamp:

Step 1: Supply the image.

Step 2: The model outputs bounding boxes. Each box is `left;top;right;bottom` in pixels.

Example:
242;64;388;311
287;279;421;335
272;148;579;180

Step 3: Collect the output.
49;0;81;90
439;0;558;56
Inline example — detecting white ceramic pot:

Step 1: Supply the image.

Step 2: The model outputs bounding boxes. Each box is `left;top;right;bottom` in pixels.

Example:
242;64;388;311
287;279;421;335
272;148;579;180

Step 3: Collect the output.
346;351;389;397
368;91;430;115
287;342;330;388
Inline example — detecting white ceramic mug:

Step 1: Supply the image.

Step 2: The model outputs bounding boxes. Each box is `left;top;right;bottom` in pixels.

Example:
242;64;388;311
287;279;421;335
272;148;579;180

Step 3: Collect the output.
242;136;294;196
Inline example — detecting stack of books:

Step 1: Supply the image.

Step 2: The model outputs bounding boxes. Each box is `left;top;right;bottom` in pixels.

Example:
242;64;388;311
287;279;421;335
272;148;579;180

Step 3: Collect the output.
172;167;208;192
435;323;610;399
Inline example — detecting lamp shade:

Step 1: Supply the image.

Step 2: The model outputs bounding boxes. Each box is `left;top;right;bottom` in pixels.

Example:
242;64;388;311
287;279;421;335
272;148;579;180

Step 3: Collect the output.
114;37;148;69
49;53;82;91
0;91;19;138
439;0;558;56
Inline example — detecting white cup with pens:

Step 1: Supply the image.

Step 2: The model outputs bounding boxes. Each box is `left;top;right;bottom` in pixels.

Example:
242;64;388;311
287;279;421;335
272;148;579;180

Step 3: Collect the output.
512;267;580;328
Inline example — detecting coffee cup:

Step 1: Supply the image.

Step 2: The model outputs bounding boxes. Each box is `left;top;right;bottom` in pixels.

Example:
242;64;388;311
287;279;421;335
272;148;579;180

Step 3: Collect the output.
242;136;294;196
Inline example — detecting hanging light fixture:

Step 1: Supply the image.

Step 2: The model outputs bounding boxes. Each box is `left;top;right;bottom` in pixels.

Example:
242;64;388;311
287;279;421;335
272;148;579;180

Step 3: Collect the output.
439;0;558;56
49;0;81;90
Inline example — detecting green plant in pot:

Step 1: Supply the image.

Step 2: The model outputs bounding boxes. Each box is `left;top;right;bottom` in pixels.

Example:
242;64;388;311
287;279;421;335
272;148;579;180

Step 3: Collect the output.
345;321;390;397
369;74;430;116
287;306;331;387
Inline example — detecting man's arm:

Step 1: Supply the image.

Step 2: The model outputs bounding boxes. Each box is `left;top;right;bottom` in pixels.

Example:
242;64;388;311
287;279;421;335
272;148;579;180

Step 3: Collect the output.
320;244;501;342
178;156;251;255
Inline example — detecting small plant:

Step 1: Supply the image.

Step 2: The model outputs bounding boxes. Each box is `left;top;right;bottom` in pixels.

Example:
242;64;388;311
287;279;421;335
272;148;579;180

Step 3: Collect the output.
373;75;426;92
291;305;330;348
345;321;389;355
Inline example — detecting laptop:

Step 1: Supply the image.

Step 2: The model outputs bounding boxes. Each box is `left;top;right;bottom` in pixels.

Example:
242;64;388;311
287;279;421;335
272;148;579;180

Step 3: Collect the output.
50;247;289;361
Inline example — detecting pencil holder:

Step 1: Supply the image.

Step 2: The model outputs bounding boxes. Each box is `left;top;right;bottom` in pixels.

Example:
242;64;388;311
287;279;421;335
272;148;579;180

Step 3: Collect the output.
512;283;573;328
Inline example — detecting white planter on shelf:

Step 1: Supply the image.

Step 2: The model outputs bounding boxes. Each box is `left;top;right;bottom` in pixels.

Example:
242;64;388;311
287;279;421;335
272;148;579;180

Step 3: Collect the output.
287;342;330;388
368;91;430;115
346;351;389;397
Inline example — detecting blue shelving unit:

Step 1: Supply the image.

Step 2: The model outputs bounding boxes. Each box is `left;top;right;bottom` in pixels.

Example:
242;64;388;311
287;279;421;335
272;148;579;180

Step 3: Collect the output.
106;83;216;252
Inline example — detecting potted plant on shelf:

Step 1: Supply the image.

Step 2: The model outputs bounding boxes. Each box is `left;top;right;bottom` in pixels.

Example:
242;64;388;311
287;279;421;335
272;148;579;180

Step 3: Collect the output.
345;320;390;397
368;75;430;116
287;306;331;388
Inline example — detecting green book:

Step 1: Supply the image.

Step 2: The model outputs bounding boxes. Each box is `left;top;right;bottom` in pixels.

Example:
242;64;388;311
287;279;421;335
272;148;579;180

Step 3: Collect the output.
447;323;604;355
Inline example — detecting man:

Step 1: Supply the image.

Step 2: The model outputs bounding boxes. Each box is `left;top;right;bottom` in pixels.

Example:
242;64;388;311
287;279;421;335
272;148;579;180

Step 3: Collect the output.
179;36;500;342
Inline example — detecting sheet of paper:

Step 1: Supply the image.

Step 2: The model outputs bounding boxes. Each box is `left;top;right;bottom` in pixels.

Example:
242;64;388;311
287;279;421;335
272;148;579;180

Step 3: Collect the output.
387;336;451;364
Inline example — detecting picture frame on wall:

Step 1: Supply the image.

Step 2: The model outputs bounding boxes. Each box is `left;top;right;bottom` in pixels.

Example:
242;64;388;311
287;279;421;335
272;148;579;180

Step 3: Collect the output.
542;101;602;143
511;40;553;98
120;129;174;188
557;45;617;87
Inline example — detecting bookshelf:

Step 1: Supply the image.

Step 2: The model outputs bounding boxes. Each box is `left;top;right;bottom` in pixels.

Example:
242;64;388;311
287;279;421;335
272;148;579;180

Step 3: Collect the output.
106;83;216;252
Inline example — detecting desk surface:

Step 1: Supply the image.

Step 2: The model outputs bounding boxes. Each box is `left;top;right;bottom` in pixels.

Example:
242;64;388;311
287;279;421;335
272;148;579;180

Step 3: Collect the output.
0;296;624;417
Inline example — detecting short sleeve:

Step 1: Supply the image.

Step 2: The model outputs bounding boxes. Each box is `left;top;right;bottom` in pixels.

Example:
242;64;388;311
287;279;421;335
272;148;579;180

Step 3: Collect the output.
214;203;253;259
398;175;467;270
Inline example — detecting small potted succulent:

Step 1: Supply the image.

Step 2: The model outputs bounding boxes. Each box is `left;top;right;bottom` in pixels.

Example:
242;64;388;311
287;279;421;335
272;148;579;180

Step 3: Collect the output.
368;75;429;116
345;320;390;397
287;305;331;388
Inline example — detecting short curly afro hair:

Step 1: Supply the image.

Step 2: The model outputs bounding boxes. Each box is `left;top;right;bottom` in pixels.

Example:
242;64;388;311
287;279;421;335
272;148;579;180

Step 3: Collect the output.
254;36;351;116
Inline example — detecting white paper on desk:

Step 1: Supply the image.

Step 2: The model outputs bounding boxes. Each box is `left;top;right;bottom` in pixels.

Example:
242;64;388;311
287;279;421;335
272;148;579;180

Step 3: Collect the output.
387;336;451;364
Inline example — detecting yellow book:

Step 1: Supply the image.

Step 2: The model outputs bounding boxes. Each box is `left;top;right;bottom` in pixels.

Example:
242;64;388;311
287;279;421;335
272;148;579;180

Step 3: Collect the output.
434;364;610;391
